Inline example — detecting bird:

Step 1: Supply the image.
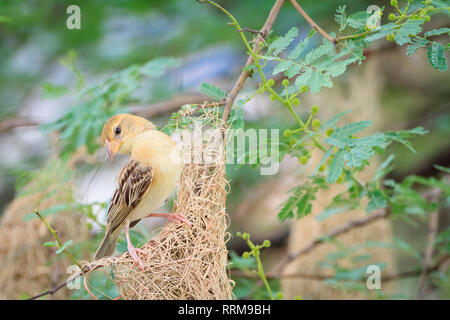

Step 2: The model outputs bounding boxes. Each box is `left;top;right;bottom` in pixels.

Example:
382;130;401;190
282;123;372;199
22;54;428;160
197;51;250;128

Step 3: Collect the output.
94;114;189;268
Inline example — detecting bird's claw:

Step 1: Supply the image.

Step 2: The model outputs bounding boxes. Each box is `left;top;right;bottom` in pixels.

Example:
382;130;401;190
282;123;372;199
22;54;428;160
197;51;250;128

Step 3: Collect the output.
168;213;192;228
127;244;146;269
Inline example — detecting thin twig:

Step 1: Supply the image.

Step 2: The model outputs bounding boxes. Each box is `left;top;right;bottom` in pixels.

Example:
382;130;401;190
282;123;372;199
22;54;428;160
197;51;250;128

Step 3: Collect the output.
235;27;264;35
270;208;390;276
416;213;440;298
0;116;41;133
219;0;286;128
288;0;335;44
34;210;82;269
270;188;443;277
28;270;83;300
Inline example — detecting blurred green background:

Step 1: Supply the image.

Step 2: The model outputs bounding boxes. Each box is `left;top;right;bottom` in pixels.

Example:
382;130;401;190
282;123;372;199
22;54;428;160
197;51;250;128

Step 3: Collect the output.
0;0;448;300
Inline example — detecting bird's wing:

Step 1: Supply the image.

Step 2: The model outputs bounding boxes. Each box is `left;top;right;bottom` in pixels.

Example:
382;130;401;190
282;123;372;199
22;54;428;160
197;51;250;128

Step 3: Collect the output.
107;159;154;233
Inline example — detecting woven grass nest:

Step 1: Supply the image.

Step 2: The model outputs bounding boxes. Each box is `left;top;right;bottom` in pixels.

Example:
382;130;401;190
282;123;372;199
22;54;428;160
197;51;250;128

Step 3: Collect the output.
85;105;234;300
0;158;89;299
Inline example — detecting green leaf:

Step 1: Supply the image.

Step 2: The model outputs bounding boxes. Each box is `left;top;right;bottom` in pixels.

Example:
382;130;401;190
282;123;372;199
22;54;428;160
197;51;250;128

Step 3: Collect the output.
334;6;347;32
334;121;372;137
395;19;424;45
316;207;347;221
199;82;227;100
327;150;345;183
427;42;448;71
273;60;293;75
277;184;317;221
268;27;299;56
367;190;387;212
303;41;334;66
44;241;58;247
344;145;374;167
313;147;333;175
56;240;73;254
434;164;450;174
278;195;298;221
372;154;395;182
364;23;397;42
285;63;302;79
140;57;180;78
406;37;429;56
424;27;450;37
294;67;312;88
288;29;315;60
346;11;370;30
296;193;312;219
308;69;332;93
41;82;69;98
323;110;351;129
384;126;428;152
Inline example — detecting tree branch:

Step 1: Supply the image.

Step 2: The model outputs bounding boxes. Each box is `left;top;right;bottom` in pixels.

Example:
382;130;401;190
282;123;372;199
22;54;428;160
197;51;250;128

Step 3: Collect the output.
288;0;335;44
270;208;389;276
0;116;40;133
416;204;441;298
270;187;444;277
219;0;286;128
232;255;449;283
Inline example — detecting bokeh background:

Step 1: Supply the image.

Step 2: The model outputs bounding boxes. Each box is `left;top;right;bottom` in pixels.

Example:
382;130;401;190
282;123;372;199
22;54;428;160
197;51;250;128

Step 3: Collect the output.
0;0;448;299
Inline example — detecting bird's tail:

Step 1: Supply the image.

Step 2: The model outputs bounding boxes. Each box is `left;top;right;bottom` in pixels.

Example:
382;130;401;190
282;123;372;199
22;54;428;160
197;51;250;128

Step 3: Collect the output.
94;227;120;260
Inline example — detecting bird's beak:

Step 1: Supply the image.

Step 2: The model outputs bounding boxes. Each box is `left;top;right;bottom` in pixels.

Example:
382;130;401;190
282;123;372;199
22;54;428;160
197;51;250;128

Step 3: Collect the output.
105;139;122;161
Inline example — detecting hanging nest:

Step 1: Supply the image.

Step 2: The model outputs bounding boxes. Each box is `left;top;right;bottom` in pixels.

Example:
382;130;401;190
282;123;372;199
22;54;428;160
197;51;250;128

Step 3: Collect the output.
0;157;89;299
86;104;234;300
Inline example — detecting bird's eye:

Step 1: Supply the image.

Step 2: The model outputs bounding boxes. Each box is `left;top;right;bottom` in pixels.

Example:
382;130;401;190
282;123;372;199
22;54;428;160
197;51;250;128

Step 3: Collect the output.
114;126;121;135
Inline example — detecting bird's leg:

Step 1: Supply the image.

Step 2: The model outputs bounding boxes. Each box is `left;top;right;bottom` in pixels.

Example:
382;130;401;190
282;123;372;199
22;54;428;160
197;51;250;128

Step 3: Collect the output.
124;219;146;269
145;212;191;228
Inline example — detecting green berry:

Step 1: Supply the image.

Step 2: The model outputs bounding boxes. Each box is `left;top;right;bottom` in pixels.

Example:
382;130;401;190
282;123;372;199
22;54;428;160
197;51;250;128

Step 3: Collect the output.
301;85;308;92
242;252;250;259
311;105;319;115
283;129;292;138
312;119;321;131
263;240;271;248
318;164;325;172
292;98;300;106
386;33;395;41
275;292;283;299
270;94;277;101
288;140;295;148
424;15;431;22
326;128;334;137
299;155;309;165
282;79;289;87
236;232;242;237
390;0;398;7
267;79;275;87
388;13;396;21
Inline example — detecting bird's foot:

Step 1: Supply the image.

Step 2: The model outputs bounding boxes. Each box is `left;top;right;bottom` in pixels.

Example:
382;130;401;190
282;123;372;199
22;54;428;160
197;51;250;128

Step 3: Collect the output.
127;243;146;269
167;212;192;228
146;212;191;228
